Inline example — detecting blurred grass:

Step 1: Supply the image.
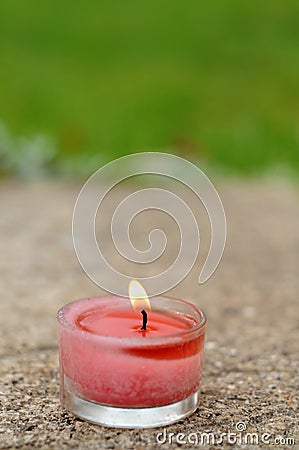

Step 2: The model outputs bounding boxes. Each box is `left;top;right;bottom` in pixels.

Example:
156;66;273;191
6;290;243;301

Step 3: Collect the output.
0;0;298;176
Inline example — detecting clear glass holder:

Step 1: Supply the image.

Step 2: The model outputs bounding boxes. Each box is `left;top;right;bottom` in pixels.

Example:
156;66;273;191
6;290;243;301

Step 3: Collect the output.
57;295;206;428
63;381;200;428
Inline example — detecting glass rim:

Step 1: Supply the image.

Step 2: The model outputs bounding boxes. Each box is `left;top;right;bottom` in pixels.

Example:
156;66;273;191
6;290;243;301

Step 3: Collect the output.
57;295;207;345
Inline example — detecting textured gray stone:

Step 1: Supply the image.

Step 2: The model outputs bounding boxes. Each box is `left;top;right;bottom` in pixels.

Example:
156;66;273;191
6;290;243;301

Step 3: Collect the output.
0;180;298;449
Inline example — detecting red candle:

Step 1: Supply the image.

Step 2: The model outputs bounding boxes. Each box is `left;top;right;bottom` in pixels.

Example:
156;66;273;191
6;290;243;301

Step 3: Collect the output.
57;281;206;427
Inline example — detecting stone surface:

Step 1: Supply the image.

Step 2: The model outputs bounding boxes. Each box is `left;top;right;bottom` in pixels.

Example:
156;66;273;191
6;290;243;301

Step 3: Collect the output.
0;179;298;449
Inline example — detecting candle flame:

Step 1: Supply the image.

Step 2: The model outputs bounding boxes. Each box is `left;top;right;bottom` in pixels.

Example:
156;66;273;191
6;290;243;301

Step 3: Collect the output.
129;280;151;312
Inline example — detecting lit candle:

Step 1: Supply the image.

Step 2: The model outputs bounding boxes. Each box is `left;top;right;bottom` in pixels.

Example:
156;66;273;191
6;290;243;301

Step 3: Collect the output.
57;281;206;428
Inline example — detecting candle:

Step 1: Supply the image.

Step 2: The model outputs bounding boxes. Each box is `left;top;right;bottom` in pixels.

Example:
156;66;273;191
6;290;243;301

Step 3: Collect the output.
57;281;206;428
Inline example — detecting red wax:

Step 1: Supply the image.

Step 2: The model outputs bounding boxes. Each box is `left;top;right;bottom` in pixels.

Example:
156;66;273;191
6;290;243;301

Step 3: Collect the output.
76;308;194;337
57;296;206;407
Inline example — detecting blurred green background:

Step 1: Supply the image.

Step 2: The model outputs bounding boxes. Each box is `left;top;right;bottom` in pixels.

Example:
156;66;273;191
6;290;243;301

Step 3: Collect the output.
0;0;298;177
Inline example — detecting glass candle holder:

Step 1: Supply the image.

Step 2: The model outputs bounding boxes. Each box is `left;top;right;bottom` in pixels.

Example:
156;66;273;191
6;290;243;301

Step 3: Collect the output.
57;295;206;428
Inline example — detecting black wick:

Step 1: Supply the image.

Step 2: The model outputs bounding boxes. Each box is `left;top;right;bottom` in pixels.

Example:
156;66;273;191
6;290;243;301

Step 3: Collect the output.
140;309;148;331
